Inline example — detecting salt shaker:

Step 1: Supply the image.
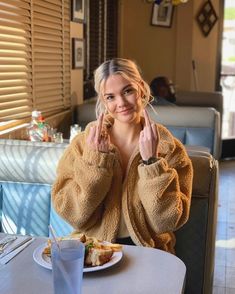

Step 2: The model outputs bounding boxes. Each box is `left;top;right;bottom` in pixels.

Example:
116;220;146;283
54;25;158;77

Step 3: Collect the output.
54;132;63;143
70;124;81;142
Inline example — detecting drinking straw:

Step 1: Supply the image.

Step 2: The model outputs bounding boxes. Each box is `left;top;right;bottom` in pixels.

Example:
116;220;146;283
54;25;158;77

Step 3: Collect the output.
48;225;60;251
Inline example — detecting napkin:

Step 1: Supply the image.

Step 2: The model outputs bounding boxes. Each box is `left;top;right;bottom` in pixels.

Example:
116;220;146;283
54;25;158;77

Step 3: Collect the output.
0;235;34;265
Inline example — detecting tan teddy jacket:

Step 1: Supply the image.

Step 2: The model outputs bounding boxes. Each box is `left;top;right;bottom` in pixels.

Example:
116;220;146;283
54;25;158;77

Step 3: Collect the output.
52;116;193;253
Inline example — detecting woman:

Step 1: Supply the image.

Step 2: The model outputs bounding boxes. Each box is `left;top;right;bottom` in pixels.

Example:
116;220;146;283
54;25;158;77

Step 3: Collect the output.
52;58;193;253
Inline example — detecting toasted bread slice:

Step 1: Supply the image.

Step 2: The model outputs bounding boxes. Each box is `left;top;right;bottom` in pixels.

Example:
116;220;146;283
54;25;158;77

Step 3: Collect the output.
43;233;86;256
102;243;122;252
85;248;113;266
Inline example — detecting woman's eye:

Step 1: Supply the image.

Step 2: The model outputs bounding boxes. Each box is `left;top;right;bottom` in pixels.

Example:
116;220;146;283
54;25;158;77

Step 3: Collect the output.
105;95;114;101
123;88;134;95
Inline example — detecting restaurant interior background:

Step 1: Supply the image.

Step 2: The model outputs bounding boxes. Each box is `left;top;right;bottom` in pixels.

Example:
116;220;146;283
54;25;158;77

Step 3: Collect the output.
0;0;235;158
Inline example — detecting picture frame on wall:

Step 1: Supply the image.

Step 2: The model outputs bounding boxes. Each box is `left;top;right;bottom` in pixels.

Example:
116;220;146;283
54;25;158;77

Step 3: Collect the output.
72;38;85;69
151;2;174;28
72;0;85;23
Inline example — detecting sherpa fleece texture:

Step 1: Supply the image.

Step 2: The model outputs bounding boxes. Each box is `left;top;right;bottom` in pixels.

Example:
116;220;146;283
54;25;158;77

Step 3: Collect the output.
52;116;193;253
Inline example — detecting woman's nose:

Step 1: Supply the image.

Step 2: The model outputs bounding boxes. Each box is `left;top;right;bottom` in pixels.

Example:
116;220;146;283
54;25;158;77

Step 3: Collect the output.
117;95;127;107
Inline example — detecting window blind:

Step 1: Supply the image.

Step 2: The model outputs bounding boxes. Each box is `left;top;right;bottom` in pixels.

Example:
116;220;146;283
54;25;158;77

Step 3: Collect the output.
84;0;118;100
0;0;70;121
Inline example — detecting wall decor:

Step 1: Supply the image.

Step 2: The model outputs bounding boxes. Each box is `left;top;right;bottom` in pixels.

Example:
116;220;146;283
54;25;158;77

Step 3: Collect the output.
196;0;218;37
72;0;85;23
151;2;174;27
72;38;85;69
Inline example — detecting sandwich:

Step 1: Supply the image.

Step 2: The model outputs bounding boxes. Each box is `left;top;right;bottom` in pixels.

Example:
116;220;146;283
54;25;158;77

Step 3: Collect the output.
43;233;122;267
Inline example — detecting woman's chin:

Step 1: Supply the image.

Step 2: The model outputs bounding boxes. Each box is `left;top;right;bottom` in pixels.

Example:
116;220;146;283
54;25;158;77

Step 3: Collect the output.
115;113;140;124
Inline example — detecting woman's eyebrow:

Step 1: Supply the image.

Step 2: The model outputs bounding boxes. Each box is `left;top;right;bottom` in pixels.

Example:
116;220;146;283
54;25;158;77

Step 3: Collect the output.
122;84;132;91
104;92;113;97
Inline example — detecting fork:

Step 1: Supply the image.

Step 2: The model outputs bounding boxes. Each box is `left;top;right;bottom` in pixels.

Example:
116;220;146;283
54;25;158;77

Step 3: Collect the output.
0;236;17;254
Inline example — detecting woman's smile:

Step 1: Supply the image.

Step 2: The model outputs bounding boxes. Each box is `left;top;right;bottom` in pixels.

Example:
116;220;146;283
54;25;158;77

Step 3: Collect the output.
117;107;133;114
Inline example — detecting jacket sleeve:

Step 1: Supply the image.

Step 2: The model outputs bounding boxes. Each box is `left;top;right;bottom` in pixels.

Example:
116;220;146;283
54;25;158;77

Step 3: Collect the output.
137;139;193;234
52;138;116;231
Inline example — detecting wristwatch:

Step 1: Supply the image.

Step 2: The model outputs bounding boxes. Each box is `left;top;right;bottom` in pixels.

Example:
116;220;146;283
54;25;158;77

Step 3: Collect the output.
142;156;157;165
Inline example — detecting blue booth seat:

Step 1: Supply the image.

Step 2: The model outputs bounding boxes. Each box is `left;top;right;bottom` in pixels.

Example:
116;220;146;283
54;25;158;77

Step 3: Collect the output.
0;140;73;237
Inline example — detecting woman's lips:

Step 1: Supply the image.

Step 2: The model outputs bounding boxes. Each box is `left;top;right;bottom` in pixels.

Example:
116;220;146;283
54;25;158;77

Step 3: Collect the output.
118;108;133;114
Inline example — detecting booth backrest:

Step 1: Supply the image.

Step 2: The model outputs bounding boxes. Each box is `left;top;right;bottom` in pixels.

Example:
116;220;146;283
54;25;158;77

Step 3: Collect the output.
147;105;221;159
75;100;221;159
0;140;72;236
0;139;218;294
177;90;223;120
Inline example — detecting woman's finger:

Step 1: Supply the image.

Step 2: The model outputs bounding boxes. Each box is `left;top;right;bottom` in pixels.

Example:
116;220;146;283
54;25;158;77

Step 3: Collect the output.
87;126;96;143
151;123;158;140
139;130;144;141
143;109;153;139
95;114;104;143
143;109;150;127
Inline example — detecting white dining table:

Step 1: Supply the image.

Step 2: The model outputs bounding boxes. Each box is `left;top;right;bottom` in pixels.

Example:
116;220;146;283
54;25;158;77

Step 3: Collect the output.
0;234;186;294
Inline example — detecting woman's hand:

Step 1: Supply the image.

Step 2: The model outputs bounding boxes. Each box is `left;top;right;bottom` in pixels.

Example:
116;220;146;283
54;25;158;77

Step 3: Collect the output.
139;109;159;161
86;114;110;153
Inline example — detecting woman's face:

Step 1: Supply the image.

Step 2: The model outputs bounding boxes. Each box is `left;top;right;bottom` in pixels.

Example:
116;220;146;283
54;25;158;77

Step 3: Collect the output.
102;74;143;124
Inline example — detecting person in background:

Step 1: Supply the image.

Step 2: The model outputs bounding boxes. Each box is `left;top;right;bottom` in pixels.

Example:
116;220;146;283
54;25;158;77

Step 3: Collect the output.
150;76;177;106
52;58;193;254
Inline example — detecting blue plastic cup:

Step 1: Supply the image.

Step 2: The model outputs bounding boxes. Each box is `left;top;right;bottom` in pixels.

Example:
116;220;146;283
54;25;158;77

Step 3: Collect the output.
51;240;85;294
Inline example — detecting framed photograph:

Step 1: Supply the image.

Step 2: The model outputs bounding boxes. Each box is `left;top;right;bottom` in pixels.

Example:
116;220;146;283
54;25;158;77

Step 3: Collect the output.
72;38;85;69
151;3;174;28
71;0;85;23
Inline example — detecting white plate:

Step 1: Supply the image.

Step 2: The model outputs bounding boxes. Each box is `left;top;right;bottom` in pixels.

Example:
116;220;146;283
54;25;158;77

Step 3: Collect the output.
33;243;123;273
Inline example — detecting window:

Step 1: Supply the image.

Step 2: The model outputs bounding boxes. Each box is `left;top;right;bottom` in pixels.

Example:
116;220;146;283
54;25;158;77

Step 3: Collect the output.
0;0;70;122
84;0;119;100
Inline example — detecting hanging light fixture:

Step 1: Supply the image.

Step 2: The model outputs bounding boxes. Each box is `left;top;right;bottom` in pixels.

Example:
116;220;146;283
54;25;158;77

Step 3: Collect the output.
172;0;189;5
149;0;189;5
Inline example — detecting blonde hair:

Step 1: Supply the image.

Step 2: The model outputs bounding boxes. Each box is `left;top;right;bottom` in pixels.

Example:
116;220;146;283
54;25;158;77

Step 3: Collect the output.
94;58;152;118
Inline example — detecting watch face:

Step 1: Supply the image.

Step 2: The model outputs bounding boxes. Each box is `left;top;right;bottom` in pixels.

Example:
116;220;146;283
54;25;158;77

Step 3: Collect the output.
143;157;157;165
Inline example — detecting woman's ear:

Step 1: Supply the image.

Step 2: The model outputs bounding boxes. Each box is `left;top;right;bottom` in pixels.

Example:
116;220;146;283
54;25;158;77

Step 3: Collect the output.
138;80;145;98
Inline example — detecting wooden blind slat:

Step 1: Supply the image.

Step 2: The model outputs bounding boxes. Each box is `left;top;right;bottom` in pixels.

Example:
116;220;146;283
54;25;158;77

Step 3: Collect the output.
0;57;32;65
0;49;30;58
34;53;62;60
35;0;61;13
34;66;62;73
0;79;31;88
0;65;31;72
34;26;62;37
34;46;62;54
33;5;61;18
34;40;62;48
1;100;33;109
0;20;31;31
34;32;62;42
0;85;32;96
35;78;63;86
0;13;31;25
36;73;63;79
0;72;32;80
0;26;31;38
0;0;30;10
0;4;30;17
43;0;61;6
0;92;32;102
34;12;62;25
